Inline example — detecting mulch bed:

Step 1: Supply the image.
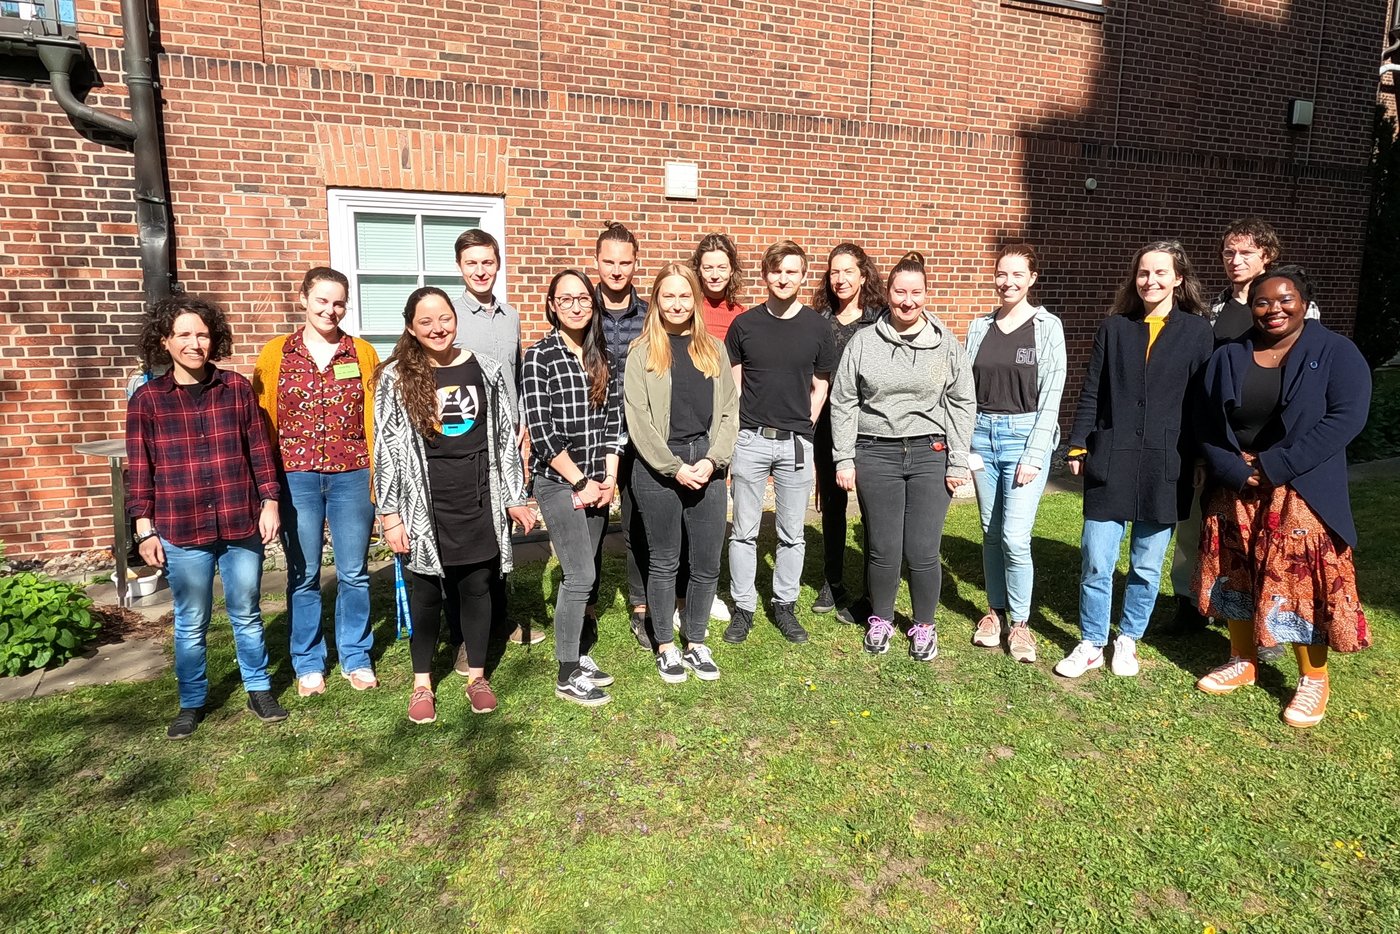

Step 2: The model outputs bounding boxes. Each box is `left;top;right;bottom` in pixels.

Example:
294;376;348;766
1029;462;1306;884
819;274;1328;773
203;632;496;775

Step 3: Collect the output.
91;605;171;645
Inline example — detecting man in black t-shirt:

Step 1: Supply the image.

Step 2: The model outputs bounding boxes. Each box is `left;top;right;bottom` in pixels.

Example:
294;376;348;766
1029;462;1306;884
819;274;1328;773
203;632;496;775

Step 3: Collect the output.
722;240;837;645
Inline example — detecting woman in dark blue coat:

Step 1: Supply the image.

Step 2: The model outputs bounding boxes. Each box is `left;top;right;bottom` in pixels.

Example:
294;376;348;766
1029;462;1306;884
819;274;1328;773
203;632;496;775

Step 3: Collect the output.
1193;266;1371;728
1056;241;1214;680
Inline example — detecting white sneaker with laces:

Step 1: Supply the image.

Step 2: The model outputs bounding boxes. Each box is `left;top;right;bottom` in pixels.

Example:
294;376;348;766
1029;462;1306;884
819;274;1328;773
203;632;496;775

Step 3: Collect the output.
710;597;731;622
1110;635;1140;677
1054;640;1104;678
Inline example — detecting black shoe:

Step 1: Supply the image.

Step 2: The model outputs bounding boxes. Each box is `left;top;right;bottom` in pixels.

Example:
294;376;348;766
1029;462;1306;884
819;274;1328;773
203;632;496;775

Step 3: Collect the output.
166;707;203;740
1168;595;1209;633
247;690;288;723
772;601;809;644
556;669;611;707
723;607;755;644
629;609;654;650
681;643;721;681
577;654;614;687
838;594;870;626
812;583;842;615
655;647;688;684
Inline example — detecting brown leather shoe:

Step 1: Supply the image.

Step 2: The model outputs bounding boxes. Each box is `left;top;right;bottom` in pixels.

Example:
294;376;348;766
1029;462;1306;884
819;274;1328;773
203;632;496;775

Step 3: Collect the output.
508;623;546;646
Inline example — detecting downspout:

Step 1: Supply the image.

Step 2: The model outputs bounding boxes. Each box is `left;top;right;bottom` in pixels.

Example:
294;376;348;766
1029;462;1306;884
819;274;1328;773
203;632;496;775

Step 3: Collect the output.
35;0;172;306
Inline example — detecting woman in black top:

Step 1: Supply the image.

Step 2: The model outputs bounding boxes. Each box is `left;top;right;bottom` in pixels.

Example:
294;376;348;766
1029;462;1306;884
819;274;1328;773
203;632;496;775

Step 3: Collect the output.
624;264;740;683
810;243;883;620
374;287;535;724
521;270;626;707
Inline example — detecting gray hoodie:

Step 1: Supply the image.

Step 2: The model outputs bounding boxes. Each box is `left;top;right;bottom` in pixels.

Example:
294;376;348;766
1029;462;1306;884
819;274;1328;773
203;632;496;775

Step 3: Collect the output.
829;311;975;476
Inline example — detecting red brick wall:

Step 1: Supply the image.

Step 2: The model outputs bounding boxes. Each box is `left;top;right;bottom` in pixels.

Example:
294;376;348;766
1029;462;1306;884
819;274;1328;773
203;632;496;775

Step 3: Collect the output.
0;0;1388;559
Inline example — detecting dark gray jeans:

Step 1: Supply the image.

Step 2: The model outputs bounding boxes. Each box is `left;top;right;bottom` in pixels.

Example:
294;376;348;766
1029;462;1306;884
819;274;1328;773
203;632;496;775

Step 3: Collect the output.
534;475;607;664
630;438;727;645
853;436;951;625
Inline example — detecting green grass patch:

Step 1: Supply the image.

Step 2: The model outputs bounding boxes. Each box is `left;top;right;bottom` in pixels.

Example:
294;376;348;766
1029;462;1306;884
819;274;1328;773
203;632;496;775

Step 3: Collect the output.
2;481;1398;932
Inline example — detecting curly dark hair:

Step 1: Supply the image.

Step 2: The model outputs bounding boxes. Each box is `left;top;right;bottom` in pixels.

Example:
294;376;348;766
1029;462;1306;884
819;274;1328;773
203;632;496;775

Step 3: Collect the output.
813;242;884;315
379;286;455;439
138;294;233;370
690;232;744;306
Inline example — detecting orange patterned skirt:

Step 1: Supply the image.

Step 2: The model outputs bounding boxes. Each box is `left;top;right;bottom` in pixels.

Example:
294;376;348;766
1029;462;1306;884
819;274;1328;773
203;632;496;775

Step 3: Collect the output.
1195;465;1370;653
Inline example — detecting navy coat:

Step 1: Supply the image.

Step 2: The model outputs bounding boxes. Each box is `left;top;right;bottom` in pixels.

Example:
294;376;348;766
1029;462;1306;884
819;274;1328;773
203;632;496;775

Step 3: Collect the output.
1069;308;1214;524
1198;320;1371;547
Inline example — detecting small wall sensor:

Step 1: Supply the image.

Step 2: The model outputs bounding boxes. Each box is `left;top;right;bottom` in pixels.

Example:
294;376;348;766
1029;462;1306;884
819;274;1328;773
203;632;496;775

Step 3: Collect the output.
1084;177;1098;191
1289;100;1314;129
664;162;699;200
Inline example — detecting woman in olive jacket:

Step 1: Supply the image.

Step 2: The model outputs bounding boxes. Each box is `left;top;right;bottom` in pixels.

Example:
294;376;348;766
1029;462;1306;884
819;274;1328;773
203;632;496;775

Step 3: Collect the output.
1057;241;1214;680
624;263;740;684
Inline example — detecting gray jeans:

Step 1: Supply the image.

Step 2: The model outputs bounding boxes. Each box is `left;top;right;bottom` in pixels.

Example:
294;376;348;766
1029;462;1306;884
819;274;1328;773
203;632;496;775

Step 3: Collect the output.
728;428;814;610
534;475;606;664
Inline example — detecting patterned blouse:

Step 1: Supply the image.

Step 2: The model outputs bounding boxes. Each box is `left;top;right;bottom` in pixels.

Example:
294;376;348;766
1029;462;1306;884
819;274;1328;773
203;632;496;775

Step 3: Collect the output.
276;330;370;472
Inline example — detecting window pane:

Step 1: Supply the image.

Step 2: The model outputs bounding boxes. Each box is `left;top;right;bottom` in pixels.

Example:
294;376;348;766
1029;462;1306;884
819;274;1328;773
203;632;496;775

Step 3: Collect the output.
425;275;461;297
355;214;418;271
358;275;417;334
362;335;400;359
423;216;476;273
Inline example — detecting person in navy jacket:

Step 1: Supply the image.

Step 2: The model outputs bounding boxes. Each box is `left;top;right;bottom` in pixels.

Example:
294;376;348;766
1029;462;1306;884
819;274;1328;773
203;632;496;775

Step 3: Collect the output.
1192;265;1371;728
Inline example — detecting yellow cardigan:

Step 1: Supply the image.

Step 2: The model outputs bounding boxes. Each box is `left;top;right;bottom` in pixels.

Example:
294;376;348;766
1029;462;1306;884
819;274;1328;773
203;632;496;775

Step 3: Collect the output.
251;333;381;461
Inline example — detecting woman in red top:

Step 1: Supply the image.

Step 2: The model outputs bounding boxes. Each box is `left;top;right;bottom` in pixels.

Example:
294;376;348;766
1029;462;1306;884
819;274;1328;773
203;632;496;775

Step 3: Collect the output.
691;232;745;341
252;267;381;698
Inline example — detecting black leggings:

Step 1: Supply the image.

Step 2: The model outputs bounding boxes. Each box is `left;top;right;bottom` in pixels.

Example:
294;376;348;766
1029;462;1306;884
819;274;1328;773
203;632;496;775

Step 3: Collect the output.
409;557;499;674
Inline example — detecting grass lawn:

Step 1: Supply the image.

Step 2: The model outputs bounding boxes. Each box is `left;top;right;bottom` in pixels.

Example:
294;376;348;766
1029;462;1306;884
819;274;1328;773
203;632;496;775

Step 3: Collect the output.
2;480;1398;933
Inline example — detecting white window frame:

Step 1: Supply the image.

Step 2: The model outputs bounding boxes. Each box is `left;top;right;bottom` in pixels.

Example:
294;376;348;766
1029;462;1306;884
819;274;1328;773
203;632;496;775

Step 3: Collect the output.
326;188;508;340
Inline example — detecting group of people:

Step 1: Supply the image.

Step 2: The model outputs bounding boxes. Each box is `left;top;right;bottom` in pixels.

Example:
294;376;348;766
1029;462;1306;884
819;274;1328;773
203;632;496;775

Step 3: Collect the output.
124;217;1371;740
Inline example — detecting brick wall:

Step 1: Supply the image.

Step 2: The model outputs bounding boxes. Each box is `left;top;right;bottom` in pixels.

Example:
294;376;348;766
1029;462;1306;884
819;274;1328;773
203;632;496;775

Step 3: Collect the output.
0;0;1388;559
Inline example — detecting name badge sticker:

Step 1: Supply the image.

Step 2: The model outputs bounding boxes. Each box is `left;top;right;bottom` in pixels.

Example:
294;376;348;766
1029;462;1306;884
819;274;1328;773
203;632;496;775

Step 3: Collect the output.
334;362;361;380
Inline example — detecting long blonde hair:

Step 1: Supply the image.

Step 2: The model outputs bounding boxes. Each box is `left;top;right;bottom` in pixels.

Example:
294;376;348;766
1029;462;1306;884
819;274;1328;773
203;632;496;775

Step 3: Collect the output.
637;264;723;378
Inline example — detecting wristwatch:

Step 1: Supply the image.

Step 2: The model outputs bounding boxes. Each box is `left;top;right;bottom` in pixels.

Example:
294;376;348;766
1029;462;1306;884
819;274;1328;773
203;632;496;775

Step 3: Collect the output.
572;476;590;493
134;529;159;545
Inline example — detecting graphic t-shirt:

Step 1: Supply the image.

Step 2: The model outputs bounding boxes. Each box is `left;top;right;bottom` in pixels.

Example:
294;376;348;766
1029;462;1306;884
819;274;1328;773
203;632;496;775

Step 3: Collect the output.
973;316;1038;415
725;303;836;439
427;357;487;458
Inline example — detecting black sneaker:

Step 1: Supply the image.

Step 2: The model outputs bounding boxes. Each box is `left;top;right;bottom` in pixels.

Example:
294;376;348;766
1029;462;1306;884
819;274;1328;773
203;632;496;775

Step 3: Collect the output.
247;690;289;723
722;607;755;644
772;601;809;644
629;609;654;650
556;669;611;707
1167;595;1209;634
681;643;721;681
166;707;203;740
577;654;614;687
656;647;687;683
812;583;842;614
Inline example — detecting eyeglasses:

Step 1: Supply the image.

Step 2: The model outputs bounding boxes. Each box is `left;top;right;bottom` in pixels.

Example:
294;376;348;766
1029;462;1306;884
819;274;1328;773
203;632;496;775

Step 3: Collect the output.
553;295;592;310
1221;250;1261;261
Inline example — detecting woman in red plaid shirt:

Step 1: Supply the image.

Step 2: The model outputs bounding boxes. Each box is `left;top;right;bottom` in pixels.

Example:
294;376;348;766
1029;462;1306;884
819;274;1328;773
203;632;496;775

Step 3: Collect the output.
127;295;288;740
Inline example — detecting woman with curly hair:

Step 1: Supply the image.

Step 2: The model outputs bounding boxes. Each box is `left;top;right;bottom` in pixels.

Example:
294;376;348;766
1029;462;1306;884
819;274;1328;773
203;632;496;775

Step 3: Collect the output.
1193;266;1371;727
127;294;286;739
374;287;535;724
522;270;626;706
1057;241;1214;679
810;242;884;621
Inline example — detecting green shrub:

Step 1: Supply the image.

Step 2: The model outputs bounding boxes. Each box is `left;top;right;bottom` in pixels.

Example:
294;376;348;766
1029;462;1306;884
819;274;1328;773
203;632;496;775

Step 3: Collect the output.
1352;368;1400;464
0;572;101;677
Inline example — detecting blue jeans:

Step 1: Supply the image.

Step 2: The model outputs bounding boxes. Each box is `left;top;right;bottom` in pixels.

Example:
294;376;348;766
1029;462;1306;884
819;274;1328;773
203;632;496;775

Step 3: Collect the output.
1078;518;1174;646
729;429;814;610
971;412;1050;623
163;534;272;708
282;469;375;675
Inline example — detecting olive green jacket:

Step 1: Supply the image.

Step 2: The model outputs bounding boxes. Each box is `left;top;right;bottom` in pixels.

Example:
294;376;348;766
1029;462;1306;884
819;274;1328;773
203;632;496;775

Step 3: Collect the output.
623;336;740;477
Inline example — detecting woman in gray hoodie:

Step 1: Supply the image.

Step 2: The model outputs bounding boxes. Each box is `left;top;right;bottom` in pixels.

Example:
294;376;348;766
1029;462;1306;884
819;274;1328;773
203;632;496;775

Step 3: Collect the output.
829;251;976;661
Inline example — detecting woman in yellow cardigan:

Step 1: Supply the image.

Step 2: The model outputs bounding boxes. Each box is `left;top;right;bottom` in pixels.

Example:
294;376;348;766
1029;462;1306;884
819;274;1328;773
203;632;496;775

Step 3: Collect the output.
252;267;381;697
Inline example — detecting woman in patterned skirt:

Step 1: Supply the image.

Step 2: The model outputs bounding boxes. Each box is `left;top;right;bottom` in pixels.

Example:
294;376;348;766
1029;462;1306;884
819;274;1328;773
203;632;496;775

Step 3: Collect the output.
1194;265;1371;727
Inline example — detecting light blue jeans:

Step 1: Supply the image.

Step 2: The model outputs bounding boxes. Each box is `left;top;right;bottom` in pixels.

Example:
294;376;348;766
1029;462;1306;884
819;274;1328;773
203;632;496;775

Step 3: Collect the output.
163;534;272;708
1079;518;1174;647
729;429;814;610
971;412;1050;623
282;468;375;676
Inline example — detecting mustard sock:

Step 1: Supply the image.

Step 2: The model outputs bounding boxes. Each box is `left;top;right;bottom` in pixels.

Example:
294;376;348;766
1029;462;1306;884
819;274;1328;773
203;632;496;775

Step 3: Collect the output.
1294;643;1329;678
1227;617;1256;660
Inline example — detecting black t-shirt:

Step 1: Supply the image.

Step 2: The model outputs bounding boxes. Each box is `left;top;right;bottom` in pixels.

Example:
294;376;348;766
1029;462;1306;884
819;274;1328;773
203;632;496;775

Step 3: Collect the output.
973;317;1038;415
725;303;836;439
1214;296;1254;344
426;357;487;458
1229;359;1284;452
668;333;713;445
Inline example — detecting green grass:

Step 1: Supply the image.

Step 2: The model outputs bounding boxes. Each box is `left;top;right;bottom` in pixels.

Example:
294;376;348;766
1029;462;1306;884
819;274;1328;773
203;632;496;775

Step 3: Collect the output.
2;481;1399;933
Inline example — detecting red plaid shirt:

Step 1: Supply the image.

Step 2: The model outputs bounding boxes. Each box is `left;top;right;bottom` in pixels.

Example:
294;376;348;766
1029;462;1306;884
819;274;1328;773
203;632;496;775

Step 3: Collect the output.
126;366;280;546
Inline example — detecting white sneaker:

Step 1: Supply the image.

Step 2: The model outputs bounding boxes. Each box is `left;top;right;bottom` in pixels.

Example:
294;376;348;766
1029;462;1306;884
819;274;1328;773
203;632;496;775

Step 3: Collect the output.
1054;640;1104;678
710;597;731;622
1110;635;1140;677
297;672;326;697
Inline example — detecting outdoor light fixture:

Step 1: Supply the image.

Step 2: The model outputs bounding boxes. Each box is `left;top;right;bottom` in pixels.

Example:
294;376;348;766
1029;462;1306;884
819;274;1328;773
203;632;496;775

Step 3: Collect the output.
1289;100;1314;129
664;161;699;200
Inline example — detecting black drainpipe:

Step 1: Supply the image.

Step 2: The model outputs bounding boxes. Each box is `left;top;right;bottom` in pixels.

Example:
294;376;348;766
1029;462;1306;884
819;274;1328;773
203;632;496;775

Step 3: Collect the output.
35;0;172;306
